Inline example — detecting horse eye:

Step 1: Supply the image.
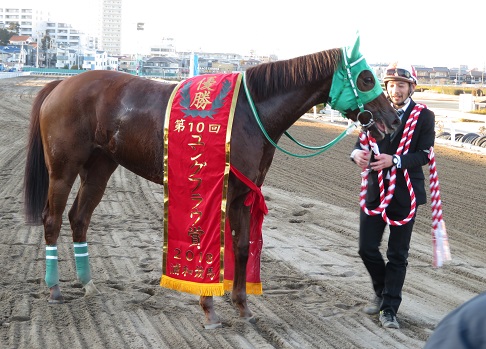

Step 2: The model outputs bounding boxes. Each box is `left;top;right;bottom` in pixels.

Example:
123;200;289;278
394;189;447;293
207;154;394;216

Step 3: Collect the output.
357;71;376;92
364;77;374;85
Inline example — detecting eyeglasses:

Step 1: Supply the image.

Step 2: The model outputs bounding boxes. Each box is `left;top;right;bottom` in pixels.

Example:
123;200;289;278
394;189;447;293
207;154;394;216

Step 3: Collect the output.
386;68;412;79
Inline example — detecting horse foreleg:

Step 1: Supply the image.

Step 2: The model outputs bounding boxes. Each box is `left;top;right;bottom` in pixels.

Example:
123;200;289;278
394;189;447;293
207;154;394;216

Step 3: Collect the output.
232;248;254;321
199;296;222;329
230;203;254;321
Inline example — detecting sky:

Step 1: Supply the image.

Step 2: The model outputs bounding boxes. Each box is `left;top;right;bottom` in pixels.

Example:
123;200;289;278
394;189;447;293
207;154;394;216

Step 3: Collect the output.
11;0;486;69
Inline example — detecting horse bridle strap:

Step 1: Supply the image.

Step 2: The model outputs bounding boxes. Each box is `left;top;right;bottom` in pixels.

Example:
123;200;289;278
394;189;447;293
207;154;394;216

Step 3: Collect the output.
341;50;372;129
344;54;374;129
343;53;366;113
241;72;357;158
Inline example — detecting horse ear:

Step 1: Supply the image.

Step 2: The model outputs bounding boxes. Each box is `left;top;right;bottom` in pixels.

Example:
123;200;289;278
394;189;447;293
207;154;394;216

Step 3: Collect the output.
348;34;361;61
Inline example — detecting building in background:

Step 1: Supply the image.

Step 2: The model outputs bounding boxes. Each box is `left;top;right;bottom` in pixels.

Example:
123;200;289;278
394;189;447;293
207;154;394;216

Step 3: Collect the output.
0;5;50;36
1;2;117;54
98;0;122;56
0;5;96;51
149;37;177;57
4;2;479;82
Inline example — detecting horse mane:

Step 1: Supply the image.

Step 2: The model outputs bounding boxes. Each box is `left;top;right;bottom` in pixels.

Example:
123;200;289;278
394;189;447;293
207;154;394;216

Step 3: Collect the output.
244;48;342;102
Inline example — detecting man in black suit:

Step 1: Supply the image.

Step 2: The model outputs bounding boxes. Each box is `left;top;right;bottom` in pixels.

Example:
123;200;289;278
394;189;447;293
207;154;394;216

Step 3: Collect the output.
350;62;436;329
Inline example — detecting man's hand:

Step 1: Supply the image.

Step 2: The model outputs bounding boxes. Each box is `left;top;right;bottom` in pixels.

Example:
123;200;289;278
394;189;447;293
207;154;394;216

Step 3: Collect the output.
353;150;371;170
369;154;394;171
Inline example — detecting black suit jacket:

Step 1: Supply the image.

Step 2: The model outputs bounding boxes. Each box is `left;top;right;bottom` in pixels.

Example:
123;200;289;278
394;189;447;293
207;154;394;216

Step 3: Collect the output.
354;100;435;217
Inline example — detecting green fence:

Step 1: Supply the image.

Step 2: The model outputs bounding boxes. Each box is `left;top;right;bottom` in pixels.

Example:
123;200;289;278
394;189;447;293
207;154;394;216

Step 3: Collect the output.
22;67;85;75
20;68;181;80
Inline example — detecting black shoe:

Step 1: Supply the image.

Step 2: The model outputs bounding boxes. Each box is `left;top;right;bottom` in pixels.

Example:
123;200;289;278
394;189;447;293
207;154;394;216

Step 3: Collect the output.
379;309;400;329
363;295;383;315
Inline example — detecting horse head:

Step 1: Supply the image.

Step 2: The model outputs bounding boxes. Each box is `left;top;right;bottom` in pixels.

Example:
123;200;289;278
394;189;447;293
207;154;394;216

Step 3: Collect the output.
328;36;400;140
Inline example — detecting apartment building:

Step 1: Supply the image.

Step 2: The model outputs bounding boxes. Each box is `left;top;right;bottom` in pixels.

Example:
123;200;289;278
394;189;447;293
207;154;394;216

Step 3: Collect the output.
0;5;95;49
99;0;122;55
0;6;49;37
1;2;118;54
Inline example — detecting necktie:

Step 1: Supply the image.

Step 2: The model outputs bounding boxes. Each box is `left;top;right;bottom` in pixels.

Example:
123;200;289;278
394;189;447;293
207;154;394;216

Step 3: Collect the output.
391;109;404;139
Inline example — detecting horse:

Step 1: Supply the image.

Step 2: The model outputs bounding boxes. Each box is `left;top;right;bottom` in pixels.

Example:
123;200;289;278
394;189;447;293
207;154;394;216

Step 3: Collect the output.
23;38;400;328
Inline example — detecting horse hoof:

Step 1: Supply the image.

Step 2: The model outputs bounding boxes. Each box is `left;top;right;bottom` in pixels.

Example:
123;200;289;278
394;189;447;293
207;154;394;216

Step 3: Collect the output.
47;297;64;304
242;316;256;324
83;280;100;297
48;285;64;304
204;322;222;330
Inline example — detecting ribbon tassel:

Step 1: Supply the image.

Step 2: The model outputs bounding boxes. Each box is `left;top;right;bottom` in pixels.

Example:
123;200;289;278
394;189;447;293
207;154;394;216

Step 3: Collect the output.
432;220;451;268
428;146;452;267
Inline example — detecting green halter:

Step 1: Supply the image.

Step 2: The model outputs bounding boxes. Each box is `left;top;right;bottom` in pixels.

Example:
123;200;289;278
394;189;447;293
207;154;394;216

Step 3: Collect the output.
328;36;383;119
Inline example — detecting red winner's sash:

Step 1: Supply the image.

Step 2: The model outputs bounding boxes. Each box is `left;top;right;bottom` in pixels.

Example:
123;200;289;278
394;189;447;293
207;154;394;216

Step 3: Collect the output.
161;73;242;296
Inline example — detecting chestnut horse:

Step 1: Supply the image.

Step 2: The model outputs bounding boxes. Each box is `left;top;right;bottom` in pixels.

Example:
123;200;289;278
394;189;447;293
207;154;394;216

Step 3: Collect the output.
23;40;400;328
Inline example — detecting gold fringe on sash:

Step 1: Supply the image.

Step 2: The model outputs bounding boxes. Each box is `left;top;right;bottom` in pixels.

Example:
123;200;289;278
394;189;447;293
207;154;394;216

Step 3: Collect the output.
161;276;225;296
223;279;263;295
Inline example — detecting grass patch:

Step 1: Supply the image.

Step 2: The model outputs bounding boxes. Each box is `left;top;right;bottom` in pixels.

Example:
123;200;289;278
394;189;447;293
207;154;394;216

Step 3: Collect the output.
470;109;486;115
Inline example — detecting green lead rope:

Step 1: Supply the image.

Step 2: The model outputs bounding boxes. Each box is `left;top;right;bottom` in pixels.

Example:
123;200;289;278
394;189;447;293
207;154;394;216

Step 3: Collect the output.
242;72;358;158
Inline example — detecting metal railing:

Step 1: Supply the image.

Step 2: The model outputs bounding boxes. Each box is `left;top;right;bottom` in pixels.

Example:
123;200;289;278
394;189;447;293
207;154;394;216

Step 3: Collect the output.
0;71;31;79
22;67;84;76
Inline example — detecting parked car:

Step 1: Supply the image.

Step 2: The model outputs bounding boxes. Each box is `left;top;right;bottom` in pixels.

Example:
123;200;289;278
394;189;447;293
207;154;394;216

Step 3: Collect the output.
7;67;17;72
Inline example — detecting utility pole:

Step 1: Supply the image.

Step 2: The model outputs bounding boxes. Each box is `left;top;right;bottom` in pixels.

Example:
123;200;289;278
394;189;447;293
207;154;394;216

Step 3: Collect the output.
482;62;485;87
18;40;24;68
36;32;40;68
136;22;144;76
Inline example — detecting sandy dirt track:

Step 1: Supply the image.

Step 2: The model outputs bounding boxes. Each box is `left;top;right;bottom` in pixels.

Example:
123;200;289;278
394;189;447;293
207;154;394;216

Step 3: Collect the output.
1;76;485;349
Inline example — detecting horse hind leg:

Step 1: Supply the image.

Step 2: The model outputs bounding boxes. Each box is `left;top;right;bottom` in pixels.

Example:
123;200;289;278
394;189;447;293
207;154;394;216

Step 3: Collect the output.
68;151;118;297
43;170;80;304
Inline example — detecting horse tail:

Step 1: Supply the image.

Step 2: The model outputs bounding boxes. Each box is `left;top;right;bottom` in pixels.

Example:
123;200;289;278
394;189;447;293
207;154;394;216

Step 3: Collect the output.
24;80;62;225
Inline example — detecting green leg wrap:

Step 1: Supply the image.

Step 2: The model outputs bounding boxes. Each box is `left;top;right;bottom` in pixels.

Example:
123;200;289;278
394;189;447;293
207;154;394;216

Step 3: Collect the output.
74;242;92;286
45;245;60;288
